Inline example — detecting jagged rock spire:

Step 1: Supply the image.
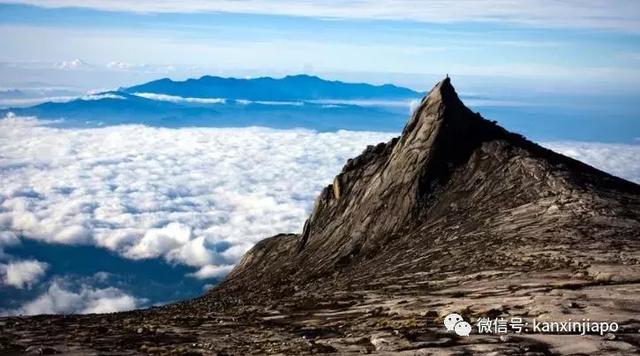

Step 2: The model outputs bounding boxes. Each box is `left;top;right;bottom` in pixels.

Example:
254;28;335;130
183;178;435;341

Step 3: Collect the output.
225;77;640;286
295;78;506;269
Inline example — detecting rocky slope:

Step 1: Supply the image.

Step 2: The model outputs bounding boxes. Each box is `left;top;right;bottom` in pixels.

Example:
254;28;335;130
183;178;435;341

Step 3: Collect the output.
218;77;640;299
2;78;640;355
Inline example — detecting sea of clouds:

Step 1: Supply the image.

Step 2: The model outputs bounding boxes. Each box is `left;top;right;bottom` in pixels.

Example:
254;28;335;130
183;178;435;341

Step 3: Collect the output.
1;115;639;314
4;275;143;316
0;115;393;283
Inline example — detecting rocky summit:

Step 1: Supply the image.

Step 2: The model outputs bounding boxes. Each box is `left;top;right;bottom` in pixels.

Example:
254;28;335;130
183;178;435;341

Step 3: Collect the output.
2;78;640;355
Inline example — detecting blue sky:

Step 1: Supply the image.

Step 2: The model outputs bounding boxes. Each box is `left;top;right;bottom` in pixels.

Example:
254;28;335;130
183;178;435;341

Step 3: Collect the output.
0;1;639;94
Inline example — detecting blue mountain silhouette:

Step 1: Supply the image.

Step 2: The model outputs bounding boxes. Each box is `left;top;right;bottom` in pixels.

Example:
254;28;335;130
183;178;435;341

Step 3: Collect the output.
2;75;421;131
123;74;420;100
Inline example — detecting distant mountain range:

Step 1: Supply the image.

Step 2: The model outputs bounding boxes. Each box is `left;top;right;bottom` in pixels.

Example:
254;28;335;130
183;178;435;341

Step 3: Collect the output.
123;74;420;101
1;75;421;131
3;75;639;142
0;89;27;99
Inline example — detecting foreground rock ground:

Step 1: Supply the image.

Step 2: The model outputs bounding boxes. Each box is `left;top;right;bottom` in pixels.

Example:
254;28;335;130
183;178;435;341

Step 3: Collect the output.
2;79;640;355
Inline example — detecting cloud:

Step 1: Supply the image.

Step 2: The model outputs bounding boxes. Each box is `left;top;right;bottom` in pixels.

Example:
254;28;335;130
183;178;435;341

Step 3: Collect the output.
7;280;140;315
0;59;176;75
541;141;640;183
0;86;85;108
3;29;638;85
0;231;20;248
133;92;226;104
0;96;79;108
0;81;125;108
236;99;303;106
57;58;91;70
125;222;193;260
133;96;418;110
0;92;124;108
80;93;126;101
0;259;48;289
3;0;639;32
132;93;317;106
106;62;177;73
107;61;136;70
188;264;235;280
0;115;394;278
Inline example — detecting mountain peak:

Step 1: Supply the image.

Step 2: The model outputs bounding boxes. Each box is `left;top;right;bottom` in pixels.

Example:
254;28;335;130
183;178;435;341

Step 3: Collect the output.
226;78;512;279
283;74;321;80
427;76;454;100
417;76;455;102
289;78;507;267
402;76;475;136
224;77;640;288
432;76;462;107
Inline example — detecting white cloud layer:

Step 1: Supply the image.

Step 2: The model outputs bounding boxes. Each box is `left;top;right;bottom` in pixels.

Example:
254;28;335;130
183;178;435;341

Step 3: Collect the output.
0;116;638;282
0;93;125;109
0;259;48;289
188;264;235;280
0;115;393;277
57;59;90;70
2;0;639;32
541;141;640;183
136;94;419;110
133;92;226;104
7;281;140;315
81;93;126;101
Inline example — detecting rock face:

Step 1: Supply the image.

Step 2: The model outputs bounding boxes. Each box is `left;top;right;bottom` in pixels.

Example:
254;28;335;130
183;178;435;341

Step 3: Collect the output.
2;78;640;355
221;77;640;297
